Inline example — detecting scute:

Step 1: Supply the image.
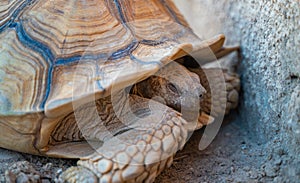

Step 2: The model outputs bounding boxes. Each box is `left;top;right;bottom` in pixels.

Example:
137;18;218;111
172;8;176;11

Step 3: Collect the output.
0;0;26;30
0;0;205;117
0;112;43;154
22;0;133;58
0;29;49;115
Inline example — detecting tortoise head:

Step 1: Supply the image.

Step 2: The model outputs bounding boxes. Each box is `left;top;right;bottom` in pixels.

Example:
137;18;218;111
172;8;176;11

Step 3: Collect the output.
133;61;205;121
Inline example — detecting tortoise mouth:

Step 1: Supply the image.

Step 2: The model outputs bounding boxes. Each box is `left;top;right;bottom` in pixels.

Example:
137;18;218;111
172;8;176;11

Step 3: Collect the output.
181;108;199;124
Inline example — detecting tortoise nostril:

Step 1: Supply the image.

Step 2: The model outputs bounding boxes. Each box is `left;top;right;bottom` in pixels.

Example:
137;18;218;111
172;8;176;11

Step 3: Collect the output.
199;94;203;99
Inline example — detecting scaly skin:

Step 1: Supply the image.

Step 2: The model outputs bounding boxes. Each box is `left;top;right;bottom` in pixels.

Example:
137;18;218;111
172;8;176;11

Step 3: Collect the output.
61;96;189;182
58;62;240;182
59;63;204;182
133;62;240;125
51;61;240;182
189;67;240;116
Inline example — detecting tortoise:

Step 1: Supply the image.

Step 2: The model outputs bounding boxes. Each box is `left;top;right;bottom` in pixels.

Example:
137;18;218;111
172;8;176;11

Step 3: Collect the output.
0;0;240;182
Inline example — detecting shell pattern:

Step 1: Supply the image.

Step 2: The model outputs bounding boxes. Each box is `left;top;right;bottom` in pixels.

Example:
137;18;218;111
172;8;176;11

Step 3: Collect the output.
0;0;201;116
0;0;202;154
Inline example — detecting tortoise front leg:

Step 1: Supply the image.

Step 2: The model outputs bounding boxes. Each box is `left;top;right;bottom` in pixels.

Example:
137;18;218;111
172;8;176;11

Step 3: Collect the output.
60;95;190;183
191;67;240;117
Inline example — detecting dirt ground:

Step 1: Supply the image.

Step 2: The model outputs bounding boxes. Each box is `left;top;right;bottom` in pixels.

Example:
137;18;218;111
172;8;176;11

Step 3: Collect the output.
155;113;294;183
1;112;298;182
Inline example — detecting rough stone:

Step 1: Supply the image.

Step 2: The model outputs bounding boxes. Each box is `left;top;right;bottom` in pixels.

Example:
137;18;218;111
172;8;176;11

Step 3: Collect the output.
174;0;299;182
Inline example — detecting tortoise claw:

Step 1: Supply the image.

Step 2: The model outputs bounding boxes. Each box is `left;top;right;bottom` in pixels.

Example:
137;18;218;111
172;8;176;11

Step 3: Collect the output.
197;112;215;130
60;166;98;183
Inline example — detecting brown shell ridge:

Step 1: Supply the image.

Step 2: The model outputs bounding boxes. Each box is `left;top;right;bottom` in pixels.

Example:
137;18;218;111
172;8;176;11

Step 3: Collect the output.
0;120;36;136
160;0;191;27
0;0;34;31
54;38;187;66
110;0;127;24
2;0;197;65
14;22;54;112
105;0;193;60
55;41;138;65
112;0;189;27
0;28;50;115
109;0;192;45
14;0;192;65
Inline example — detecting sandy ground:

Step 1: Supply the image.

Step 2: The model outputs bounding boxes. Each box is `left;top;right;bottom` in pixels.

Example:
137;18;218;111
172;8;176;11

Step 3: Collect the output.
1;112;298;182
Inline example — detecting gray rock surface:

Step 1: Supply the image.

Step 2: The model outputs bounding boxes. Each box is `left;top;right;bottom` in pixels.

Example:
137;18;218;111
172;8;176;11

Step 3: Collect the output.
174;0;300;182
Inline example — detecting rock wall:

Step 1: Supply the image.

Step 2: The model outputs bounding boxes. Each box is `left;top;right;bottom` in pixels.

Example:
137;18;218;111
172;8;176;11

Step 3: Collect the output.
174;0;300;180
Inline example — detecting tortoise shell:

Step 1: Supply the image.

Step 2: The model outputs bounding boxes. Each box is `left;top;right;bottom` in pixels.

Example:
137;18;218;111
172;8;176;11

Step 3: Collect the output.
0;0;211;156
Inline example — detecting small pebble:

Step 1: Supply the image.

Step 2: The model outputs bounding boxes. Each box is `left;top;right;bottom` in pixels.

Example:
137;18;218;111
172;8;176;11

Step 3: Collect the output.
277;148;285;156
5;170;16;183
274;159;282;166
264;163;278;177
260;170;266;177
225;132;231;137
241;144;247;150
33;174;40;180
16;172;29;183
273;176;283;183
56;168;63;175
243;166;250;171
249;170;258;179
219;162;226;167
43;163;53;171
267;154;273;160
189;167;194;173
41;179;51;183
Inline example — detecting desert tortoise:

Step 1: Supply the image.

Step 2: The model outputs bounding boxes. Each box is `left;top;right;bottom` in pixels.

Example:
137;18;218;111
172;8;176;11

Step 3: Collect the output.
0;0;239;182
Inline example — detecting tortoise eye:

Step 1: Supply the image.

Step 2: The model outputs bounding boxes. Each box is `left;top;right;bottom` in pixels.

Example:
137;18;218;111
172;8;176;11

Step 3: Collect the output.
167;83;178;93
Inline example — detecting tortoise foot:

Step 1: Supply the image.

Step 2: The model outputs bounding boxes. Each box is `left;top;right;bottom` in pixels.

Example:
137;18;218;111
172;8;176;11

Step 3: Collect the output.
60;97;189;183
60;166;97;183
